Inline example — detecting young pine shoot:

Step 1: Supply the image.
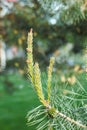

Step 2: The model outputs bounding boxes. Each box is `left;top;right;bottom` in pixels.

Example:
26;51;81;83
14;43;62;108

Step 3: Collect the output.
26;29;87;130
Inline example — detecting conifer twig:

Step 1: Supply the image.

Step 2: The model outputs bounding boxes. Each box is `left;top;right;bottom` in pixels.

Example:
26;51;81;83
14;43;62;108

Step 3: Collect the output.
26;29;87;130
47;105;87;129
57;110;86;128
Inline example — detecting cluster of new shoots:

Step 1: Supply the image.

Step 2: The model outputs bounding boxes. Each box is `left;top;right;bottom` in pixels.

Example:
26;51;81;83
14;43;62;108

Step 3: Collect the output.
26;29;87;130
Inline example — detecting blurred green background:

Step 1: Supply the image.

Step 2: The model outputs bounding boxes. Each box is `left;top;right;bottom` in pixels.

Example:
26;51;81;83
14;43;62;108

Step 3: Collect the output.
0;0;86;130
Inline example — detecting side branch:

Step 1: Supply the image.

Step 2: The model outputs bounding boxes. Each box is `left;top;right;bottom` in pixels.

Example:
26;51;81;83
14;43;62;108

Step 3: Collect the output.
47;105;87;129
56;109;87;128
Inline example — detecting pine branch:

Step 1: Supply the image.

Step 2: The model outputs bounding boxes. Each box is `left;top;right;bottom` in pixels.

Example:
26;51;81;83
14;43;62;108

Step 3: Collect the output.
47;105;87;129
26;29;87;130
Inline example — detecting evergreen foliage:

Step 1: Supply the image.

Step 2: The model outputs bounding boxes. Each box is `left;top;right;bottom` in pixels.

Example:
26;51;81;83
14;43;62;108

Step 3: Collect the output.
38;0;87;24
26;29;87;130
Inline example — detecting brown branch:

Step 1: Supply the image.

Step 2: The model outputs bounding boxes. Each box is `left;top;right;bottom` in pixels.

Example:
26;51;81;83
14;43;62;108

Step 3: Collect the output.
47;105;87;129
56;110;87;129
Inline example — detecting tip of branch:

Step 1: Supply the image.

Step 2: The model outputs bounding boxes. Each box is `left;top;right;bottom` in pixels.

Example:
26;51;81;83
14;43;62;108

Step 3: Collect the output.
26;60;30;63
26;48;32;53
30;28;33;33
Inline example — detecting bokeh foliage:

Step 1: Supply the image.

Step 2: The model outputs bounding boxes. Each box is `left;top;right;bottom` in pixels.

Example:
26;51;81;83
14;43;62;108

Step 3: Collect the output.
1;0;87;59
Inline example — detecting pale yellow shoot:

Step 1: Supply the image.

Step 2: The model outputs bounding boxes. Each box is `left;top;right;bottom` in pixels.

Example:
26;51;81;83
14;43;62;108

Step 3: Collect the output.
27;29;34;80
34;62;46;106
47;57;55;103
